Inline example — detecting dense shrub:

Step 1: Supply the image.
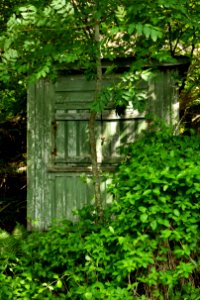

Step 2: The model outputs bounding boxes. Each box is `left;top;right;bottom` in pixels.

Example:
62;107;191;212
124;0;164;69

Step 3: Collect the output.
107;131;200;299
0;131;200;299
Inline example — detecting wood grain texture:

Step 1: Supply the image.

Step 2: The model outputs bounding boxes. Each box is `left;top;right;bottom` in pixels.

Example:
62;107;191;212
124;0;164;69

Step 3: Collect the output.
27;70;179;229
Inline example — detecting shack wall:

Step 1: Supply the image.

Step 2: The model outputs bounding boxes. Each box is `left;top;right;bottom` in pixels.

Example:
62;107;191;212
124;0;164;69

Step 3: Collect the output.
27;68;180;230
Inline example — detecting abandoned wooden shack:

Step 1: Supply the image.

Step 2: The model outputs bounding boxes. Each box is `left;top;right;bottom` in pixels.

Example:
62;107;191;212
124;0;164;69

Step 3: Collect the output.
27;58;189;230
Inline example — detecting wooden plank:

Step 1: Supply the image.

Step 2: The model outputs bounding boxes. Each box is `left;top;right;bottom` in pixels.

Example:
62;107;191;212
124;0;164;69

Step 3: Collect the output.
55;109;145;121
55;102;92;110
54;120;66;162
53;174;93;221
55;76;96;92
54;120;91;162
55;91;94;103
77;121;90;157
67;120;77;158
50;173;113;222
53;157;91;164
54;75;117;92
120;119;148;146
47;165;117;173
148;70;178;125
27;79;55;230
27;84;37;230
101;120;121;162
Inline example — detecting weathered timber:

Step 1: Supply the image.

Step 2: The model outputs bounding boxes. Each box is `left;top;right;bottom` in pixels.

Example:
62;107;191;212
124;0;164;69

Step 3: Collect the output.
27;60;189;230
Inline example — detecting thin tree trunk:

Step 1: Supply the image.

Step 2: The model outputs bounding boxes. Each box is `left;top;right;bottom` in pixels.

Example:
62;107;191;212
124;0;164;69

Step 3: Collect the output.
88;19;103;219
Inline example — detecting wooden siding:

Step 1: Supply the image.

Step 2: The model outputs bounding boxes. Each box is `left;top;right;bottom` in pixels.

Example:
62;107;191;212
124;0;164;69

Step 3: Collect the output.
27;70;179;230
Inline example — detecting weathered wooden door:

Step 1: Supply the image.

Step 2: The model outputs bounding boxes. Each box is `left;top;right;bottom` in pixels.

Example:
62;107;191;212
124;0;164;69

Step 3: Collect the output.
27;64;184;230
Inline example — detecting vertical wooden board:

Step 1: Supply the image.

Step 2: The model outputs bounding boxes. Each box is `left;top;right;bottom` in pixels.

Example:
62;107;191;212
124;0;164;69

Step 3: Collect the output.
148;70;178;125
67;120;77;159
42;80;57;228
55;120;66;162
27;84;37;229
120;119;147;146
31;80;45;228
54;176;67;220
148;72;163;120
48;174;56;224
27;79;54;230
101;120;121;162
168;71;179;125
99;177;113;206
158;71;169;122
72;174;94;209
37;81;52;229
77;121;90;158
53;174;93;221
69;175;89;218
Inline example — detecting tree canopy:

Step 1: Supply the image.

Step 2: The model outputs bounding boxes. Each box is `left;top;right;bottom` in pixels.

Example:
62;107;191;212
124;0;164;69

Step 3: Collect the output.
0;0;200;83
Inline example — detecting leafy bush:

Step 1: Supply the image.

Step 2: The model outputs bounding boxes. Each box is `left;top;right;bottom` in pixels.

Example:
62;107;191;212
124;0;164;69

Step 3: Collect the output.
0;131;200;299
0;79;26;122
107;130;200;299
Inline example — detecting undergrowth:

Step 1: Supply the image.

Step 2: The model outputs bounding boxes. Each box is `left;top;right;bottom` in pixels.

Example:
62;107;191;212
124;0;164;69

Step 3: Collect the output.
0;131;200;299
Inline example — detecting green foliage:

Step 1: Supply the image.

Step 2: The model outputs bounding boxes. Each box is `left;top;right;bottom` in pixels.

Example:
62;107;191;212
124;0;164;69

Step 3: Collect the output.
0;1;27;122
1;0;199;125
1;131;199;299
91;68;153;113
0;80;26;121
1;0;200;82
0;89;16;120
108;129;200;298
179;56;200;132
0;0;199;126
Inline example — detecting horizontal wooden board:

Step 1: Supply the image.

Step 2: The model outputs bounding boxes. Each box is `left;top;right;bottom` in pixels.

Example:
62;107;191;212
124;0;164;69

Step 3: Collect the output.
47;165;117;173
55;91;94;103
54;75;118;92
55;109;145;121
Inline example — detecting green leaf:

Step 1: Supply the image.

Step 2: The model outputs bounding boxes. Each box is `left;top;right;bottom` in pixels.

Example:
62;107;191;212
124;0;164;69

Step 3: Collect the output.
135;23;143;34
51;0;66;10
116;5;126;22
173;209;180;217
109;226;115;234
150;220;157;230
118;236;125;245
18;5;37;13
163;185;168;191
143;189;152;196
161;229;171;239
140;70;152;81
140;213;148;223
84;292;93;300
85;255;91;261
128;23;135;34
143;25;151;39
138;206;147;213
158;219;170;227
56;279;63;288
153;188;160;195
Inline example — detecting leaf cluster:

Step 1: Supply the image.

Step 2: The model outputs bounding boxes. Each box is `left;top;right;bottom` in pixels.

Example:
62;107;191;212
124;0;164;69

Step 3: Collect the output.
0;130;199;299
